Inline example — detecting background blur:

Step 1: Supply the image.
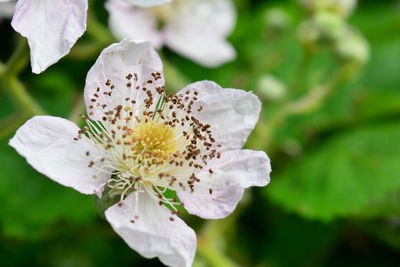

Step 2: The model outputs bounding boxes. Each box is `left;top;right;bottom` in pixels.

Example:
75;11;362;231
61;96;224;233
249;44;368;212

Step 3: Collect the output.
1;0;400;266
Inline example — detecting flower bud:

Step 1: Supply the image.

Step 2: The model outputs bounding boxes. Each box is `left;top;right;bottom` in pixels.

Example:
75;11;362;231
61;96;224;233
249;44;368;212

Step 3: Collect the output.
297;11;346;49
256;75;287;101
264;7;291;35
298;0;357;17
335;28;369;66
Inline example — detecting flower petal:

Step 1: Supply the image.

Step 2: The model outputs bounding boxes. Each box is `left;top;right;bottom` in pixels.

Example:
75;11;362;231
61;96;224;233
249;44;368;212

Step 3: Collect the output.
11;0;87;74
84;39;164;120
9;116;110;195
121;0;171;8
106;0;162;48
179;80;262;151
105;191;196;267
164;0;236;67
177;150;271;219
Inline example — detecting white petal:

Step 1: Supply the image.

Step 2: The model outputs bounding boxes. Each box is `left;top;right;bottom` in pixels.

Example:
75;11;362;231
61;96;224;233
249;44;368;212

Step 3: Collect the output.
121;0;171;8
164;0;236;67
179;80;261;151
178;150;271;219
105;191;196;267
9;116;110;195
84;39;164;120
106;0;162;48
11;0;87;74
0;1;15;20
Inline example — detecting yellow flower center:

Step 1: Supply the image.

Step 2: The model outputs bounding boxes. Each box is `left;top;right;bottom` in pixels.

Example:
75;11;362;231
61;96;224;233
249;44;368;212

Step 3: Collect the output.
81;71;221;206
132;120;177;160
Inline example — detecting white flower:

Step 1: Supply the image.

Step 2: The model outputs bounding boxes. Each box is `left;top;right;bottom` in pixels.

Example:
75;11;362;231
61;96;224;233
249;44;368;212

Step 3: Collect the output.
3;0;136;74
123;0;172;7
4;0;88;74
10;39;271;267
105;0;236;67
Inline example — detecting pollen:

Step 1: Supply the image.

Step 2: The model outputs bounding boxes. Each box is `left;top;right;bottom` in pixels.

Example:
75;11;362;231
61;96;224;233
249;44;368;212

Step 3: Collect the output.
132;120;177;160
76;71;220;210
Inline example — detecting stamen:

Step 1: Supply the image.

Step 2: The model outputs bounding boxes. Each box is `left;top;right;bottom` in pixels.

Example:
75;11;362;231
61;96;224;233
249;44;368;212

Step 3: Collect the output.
77;73;220;211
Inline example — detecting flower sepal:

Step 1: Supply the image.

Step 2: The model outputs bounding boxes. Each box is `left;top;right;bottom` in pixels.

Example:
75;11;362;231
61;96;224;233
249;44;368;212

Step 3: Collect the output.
94;183;121;219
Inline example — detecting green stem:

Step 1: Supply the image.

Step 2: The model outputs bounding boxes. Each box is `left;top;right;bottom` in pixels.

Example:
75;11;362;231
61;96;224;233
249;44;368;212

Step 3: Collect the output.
286;66;348;114
195;194;253;267
0;62;5;74
260;66;349;150
3;76;46;116
4;37;29;75
197;238;239;267
289;50;314;93
0;37;46;117
69;41;104;60
86;12;115;45
0;112;29;139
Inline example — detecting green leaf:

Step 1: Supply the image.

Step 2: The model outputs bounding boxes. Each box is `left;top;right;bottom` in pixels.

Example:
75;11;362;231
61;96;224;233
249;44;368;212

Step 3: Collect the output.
268;122;400;221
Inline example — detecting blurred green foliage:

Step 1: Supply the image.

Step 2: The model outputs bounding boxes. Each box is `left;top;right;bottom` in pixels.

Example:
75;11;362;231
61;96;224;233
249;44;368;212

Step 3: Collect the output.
1;0;400;266
270;123;400;220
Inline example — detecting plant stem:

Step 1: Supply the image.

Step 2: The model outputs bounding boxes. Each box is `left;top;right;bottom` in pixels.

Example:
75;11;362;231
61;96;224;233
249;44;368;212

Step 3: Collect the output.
260;66;349;150
286;66;349;114
290;50;314;93
0;38;46;117
0;112;28;139
69;41;104;60
4;37;29;76
0;62;5;74
3;76;46;116
197;237;239;267
86;12;115;46
195;194;253;267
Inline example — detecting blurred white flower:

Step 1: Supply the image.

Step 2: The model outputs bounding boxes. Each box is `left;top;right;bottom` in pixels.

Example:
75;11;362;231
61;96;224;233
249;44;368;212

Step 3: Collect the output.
10;39;271;267
299;0;357;17
106;0;237;67
124;0;171;7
